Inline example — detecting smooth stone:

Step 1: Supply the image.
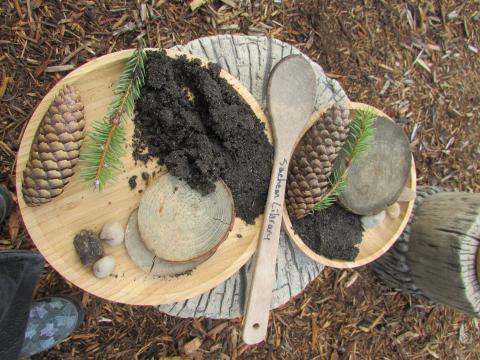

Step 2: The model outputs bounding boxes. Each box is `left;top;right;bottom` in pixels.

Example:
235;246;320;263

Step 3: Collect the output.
93;255;115;279
100;222;125;247
338;116;412;215
361;211;386;229
386;203;401;219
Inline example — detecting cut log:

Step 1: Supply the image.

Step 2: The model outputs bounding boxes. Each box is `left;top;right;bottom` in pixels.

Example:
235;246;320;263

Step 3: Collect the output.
372;187;480;318
339;116;412;215
156;35;348;318
138;173;234;263
372;186;442;295
408;192;480;317
125;209;203;277
477;246;480;286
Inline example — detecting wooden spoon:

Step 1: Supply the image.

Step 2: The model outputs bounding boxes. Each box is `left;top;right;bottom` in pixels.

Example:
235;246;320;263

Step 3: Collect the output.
242;55;317;344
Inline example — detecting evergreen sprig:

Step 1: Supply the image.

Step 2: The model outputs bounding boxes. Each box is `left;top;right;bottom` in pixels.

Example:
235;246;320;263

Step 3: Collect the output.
80;45;146;190
310;108;376;213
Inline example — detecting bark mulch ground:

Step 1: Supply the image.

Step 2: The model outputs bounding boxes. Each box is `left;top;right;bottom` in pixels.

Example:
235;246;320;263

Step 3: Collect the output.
1;1;479;359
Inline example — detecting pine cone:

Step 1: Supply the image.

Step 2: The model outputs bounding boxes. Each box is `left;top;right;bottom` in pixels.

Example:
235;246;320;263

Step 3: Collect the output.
286;105;350;219
22;85;85;206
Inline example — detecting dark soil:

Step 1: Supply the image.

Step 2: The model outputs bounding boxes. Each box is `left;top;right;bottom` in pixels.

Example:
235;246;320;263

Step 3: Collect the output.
73;230;104;266
133;51;273;224
291;204;364;261
128;175;137;190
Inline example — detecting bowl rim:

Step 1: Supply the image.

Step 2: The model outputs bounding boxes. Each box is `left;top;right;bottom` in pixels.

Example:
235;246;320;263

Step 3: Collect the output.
282;101;417;269
15;48;271;305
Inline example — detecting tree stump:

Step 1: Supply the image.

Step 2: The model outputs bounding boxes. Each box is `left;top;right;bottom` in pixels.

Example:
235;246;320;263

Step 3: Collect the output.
372;186;480;317
156;35;348;319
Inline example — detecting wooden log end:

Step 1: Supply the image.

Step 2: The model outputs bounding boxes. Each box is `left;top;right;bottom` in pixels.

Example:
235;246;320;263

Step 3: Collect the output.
125;209;203;277
138;173;235;262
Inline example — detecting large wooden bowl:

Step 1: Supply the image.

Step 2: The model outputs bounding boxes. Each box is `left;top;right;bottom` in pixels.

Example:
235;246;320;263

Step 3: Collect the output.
16;49;272;305
283;102;416;268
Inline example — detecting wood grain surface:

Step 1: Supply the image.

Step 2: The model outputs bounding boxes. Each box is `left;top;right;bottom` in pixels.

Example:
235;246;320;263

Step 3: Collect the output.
371;186;442;296
242;55;317;344
408;192;480;316
138;173;234;262
283;102;417;269
16;49;272;305
125;209;204;277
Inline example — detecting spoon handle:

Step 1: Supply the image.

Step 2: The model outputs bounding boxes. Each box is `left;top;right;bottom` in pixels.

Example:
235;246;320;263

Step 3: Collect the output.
242;151;290;345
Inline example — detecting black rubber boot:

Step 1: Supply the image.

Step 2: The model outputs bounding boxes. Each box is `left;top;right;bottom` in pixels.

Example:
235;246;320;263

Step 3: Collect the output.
0;251;44;360
0;185;13;224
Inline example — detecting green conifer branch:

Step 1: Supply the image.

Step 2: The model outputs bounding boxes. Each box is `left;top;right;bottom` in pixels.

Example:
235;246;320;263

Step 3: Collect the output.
310;108;376;213
80;44;146;190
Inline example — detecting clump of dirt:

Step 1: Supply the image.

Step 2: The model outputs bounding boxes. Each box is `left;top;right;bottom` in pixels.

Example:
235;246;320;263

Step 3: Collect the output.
128;175;137;190
73;229;104;266
291;204;364;261
133;51;273;224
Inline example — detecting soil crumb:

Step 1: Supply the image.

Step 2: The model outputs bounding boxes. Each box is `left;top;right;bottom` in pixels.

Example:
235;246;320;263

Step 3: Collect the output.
133;51;273;224
128;175;138;190
291;204;364;261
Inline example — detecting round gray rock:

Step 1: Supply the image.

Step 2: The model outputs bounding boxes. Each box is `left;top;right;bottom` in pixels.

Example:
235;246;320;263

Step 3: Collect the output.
339;116;412;216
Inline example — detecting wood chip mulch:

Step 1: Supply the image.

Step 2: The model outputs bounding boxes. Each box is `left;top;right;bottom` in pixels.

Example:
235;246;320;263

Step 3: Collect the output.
1;1;479;359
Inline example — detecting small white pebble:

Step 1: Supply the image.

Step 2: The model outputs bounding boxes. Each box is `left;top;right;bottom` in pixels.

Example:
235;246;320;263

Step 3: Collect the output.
100;222;124;247
386;203;401;219
93;256;115;279
361;211;386;229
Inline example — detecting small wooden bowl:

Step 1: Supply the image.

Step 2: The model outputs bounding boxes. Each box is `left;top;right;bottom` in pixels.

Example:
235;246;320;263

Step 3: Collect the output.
283;102;416;269
16;49;273;305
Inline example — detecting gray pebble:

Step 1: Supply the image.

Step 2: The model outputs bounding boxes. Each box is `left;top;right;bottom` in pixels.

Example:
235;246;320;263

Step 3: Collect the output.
361;211;386;229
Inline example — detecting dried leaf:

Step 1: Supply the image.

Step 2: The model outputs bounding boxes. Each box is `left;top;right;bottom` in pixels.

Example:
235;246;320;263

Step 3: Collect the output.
31;0;43;9
190;0;208;11
35;49;53;77
0;75;11;98
220;0;237;7
344;272;359;288
311;313;318;350
207;322;229;338
8;209;20;242
427;347;440;359
69;22;85;37
183;337;202;355
45;65;75;73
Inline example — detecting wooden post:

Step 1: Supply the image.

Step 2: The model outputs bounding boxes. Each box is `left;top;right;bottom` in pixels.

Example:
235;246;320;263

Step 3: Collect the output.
408;192;480;316
477;247;480;287
373;187;480;317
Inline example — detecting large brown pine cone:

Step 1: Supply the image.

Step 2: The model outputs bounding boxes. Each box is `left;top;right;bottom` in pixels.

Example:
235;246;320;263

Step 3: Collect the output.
286;105;350;219
22;84;85;206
